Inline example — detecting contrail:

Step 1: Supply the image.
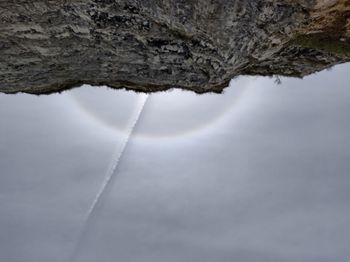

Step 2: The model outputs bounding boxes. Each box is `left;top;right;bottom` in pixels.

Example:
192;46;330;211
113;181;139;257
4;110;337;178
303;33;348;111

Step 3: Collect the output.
69;94;149;262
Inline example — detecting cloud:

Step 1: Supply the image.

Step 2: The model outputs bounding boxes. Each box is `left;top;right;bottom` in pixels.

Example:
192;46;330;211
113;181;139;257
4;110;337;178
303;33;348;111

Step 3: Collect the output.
1;63;350;262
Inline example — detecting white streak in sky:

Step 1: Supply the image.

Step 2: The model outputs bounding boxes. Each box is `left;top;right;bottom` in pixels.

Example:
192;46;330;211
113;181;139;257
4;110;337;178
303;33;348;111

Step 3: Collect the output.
70;94;149;262
86;94;148;218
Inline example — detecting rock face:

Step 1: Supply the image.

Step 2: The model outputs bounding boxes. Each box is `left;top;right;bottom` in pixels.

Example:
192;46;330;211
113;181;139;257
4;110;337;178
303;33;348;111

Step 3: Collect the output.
0;0;349;94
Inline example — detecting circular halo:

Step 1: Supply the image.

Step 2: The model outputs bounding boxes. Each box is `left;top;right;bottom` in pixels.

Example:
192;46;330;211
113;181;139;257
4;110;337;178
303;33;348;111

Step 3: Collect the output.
69;78;251;139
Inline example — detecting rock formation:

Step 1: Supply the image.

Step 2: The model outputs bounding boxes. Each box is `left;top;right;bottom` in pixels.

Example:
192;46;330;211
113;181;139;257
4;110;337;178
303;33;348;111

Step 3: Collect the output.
0;0;349;94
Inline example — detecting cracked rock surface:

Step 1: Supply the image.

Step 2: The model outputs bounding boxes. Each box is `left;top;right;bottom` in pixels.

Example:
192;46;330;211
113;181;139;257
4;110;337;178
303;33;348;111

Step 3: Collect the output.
0;0;349;94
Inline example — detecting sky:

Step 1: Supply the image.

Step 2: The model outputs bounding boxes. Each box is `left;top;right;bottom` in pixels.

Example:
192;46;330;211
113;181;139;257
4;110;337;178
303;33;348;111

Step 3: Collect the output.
0;63;350;262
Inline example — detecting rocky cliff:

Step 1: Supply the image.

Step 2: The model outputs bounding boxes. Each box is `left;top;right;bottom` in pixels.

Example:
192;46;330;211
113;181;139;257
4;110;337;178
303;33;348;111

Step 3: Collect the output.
0;0;349;94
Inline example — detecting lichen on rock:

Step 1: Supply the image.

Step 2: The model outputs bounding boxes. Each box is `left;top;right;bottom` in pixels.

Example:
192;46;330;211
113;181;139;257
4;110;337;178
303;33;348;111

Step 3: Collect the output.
0;0;349;94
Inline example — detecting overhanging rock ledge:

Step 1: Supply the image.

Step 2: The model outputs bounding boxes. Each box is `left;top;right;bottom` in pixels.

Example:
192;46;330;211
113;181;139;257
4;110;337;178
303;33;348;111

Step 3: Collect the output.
0;0;349;94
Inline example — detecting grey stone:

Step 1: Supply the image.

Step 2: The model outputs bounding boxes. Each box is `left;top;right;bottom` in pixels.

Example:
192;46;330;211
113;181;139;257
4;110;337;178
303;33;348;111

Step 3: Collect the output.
0;0;349;94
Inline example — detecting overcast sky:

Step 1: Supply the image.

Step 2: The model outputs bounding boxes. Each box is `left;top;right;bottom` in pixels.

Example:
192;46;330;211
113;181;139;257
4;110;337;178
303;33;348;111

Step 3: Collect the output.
1;63;350;262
